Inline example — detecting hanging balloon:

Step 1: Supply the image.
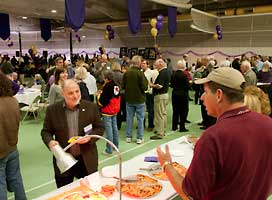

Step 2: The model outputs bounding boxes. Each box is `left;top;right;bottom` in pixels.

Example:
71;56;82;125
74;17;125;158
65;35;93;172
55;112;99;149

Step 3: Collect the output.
104;32;109;40
156;14;164;22
150;18;157;28
31;45;38;55
75;33;81;42
150;28;158;38
213;34;218;40
28;48;33;55
108;30;115;40
156;21;163;32
99;47;103;54
215;25;222;40
7;37;13;47
33;49;38;55
106;25;112;31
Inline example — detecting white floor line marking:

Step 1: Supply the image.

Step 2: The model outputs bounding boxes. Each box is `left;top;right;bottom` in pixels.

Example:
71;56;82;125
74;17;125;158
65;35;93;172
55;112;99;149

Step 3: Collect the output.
10;120;200;198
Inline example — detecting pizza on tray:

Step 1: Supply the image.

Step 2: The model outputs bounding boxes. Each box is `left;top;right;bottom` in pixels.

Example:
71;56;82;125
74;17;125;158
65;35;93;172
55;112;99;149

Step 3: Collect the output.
118;174;162;198
151;162;187;181
47;185;107;200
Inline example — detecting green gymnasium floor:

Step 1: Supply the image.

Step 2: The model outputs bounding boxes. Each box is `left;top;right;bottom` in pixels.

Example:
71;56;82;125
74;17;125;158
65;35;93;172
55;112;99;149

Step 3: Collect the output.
8;91;272;200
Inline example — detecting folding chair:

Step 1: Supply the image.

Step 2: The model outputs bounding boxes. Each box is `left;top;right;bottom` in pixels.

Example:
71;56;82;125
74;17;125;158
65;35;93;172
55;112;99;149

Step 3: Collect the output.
20;95;41;121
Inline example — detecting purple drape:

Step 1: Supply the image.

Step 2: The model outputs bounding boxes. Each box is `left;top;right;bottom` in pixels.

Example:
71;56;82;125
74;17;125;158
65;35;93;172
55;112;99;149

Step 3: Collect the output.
168;7;177;37
40;18;52;41
0;13;10;40
127;0;141;34
65;0;85;31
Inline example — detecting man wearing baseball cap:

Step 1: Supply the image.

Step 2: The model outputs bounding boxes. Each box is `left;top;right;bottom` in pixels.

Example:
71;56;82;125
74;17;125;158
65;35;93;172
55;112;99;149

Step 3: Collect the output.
157;67;272;200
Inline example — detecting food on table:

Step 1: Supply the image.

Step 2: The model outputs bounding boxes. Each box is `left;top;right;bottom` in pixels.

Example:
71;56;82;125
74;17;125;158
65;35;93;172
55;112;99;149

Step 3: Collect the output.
151;162;187;181
100;185;115;197
48;185;107;200
62;192;107;200
186;134;198;145
118;174;162;198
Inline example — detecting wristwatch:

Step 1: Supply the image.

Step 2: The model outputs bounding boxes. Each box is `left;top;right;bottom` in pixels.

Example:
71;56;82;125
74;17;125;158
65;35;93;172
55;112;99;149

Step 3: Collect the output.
162;161;172;173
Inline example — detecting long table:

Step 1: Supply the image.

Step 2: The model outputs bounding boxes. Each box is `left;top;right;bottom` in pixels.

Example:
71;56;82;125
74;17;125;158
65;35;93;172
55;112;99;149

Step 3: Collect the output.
34;136;194;200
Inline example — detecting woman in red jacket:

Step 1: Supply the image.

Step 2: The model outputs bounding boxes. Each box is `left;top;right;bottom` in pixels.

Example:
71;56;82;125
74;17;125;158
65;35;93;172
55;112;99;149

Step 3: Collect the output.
97;70;121;155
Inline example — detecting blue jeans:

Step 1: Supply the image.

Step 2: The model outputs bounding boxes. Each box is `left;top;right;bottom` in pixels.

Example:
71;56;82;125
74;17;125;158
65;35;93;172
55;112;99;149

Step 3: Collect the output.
0;149;26;200
103;115;119;154
126;103;145;140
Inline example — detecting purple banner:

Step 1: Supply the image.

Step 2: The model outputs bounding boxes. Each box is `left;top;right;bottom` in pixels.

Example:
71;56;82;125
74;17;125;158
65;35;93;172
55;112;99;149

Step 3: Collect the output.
65;0;85;31
127;0;141;34
40;18;52;41
0;13;10;40
168;7;177;38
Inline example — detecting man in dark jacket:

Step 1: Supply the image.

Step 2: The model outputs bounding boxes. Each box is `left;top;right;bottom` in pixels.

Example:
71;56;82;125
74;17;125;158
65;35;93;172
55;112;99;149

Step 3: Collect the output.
41;79;104;188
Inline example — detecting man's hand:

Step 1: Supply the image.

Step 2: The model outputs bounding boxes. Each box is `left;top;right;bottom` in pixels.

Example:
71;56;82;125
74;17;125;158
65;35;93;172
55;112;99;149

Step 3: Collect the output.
156;145;172;166
48;140;59;150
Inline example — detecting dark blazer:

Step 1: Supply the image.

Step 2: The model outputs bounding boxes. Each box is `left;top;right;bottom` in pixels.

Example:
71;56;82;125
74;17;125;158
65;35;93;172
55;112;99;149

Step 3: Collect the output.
41;100;104;175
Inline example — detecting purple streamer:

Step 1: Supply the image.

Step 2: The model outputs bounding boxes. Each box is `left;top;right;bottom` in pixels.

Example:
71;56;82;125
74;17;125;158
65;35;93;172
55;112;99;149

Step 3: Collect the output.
1;50;257;58
163;50;257;58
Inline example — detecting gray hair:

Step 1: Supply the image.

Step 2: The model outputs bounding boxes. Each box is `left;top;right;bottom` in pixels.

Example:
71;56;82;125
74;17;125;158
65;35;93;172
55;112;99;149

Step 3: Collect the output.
74;67;87;80
104;70;114;80
177;59;186;69
61;79;79;90
156;58;167;68
130;55;142;68
241;60;251;69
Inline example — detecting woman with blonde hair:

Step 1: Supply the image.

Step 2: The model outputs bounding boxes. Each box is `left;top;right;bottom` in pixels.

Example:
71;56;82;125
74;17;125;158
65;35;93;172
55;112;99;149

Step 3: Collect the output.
256;61;272;83
244;85;271;115
74;66;91;101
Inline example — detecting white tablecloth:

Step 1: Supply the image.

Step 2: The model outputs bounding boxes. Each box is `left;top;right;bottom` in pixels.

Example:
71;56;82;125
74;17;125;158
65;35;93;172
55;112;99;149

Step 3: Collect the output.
15;88;41;105
34;136;194;200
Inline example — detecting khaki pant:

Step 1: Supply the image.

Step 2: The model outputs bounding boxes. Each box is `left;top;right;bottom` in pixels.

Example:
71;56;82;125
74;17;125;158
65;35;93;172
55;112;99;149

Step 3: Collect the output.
154;93;169;136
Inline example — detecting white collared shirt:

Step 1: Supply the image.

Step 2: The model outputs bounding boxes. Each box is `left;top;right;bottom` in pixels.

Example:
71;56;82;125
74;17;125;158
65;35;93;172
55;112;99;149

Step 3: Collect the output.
144;68;159;94
83;73;97;95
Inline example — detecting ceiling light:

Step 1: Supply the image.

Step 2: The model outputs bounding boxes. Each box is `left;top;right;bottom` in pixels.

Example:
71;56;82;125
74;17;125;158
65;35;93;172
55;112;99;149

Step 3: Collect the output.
82;35;86;38
22;16;28;19
51;10;57;13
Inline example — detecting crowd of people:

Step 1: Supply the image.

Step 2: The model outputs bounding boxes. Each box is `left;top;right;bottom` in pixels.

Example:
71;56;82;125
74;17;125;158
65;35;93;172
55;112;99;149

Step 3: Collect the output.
1;51;272;199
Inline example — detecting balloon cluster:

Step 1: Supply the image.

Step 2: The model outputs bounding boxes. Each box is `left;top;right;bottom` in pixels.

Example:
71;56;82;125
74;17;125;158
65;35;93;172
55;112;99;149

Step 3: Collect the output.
98;45;106;55
214;25;222;40
150;14;164;38
7;36;13;47
104;25;114;40
75;33;81;43
28;45;38;58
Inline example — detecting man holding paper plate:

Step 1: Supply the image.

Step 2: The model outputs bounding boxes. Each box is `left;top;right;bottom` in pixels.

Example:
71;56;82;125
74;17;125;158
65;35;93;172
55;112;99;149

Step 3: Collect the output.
41;79;104;188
